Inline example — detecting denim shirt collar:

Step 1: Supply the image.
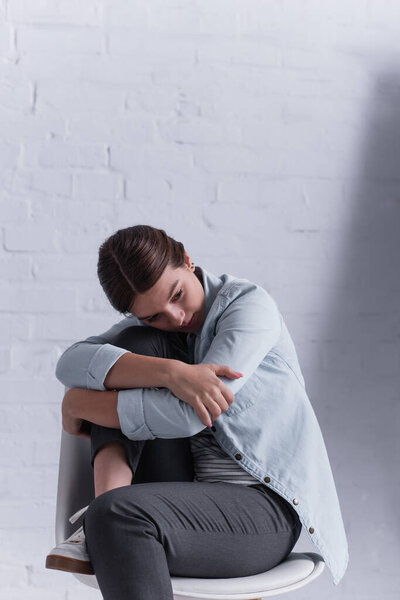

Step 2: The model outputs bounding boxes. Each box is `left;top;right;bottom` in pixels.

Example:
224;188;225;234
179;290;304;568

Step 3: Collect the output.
192;265;225;338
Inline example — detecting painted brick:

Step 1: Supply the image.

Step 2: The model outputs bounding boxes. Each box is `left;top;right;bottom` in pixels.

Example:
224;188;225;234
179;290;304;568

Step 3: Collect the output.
7;0;100;25
17;26;103;55
1;2;400;599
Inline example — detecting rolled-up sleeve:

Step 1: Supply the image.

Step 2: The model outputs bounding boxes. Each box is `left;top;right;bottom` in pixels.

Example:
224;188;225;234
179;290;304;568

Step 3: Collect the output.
117;387;205;440
116;284;282;440
55;316;144;390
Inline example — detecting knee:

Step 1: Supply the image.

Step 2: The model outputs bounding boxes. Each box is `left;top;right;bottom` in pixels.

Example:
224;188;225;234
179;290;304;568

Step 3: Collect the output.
84;487;128;539
85;488;119;527
84;486;156;539
113;325;167;357
85;485;148;525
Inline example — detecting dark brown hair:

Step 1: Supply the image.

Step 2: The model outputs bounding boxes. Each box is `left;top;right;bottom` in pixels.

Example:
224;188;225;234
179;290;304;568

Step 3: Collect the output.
97;225;186;315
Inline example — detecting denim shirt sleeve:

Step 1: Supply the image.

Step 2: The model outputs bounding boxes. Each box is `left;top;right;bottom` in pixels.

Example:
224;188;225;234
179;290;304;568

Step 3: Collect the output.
117;387;206;440
200;285;282;395
117;285;282;440
55;315;144;390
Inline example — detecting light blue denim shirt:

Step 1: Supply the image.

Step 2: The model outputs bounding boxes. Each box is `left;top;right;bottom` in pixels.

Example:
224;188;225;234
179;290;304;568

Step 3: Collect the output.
56;265;349;585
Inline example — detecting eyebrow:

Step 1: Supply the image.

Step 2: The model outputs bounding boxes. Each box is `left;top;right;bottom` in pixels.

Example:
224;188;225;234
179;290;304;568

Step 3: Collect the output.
137;279;180;320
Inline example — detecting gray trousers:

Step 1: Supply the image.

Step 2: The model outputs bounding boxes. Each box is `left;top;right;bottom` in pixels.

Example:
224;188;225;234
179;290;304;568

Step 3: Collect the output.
82;327;302;600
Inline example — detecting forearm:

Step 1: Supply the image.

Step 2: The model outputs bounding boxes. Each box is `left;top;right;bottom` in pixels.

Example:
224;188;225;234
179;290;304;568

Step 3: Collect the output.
63;388;121;429
104;352;177;390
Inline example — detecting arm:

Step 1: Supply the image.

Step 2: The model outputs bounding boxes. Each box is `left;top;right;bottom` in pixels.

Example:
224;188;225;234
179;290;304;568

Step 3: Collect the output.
198;285;282;394
55;315;174;391
62;385;206;439
62;387;121;430
116;285;282;440
103;351;174;390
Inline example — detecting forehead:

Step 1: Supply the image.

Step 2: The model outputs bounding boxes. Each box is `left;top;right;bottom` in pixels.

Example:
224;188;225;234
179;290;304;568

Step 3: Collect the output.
131;265;184;316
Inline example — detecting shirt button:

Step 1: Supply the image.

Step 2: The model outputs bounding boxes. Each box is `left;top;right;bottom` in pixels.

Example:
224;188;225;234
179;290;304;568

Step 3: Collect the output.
292;498;299;505
309;527;315;534
264;476;271;483
211;426;216;432
235;453;242;460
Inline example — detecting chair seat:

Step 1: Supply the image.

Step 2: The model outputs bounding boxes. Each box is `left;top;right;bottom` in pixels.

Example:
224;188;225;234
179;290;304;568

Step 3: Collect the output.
73;551;324;599
171;552;324;599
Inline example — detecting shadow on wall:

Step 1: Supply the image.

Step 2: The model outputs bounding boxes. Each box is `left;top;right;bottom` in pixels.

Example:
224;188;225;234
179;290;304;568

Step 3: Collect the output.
318;71;400;594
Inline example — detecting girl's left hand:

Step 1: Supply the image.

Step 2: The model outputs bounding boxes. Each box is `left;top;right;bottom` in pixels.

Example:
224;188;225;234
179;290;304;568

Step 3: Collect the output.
62;390;91;439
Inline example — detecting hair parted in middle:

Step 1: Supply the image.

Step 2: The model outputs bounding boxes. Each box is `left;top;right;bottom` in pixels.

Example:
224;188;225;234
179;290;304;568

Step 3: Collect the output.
97;224;187;316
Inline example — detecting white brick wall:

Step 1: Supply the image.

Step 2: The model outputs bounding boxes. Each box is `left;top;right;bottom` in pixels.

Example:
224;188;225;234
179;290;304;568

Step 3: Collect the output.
1;1;399;598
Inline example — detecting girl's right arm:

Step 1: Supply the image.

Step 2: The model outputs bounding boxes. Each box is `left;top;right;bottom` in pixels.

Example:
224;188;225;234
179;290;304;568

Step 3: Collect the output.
103;351;176;389
56;315;239;424
55;315;158;391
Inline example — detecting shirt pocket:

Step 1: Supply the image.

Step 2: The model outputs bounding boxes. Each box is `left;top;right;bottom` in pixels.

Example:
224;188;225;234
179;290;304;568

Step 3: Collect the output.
223;368;265;417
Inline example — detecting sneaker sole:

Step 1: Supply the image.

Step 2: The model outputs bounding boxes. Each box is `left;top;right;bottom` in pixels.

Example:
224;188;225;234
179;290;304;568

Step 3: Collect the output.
45;554;94;575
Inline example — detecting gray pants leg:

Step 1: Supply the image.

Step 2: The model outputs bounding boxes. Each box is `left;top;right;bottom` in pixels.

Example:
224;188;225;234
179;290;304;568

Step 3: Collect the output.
83;326;302;600
89;326;195;483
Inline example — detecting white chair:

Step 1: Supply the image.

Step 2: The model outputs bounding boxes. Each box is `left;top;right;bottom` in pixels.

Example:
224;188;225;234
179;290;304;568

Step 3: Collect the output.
52;428;325;599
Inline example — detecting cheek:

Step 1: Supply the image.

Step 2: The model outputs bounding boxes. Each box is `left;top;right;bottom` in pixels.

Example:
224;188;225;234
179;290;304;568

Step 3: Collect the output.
189;286;199;305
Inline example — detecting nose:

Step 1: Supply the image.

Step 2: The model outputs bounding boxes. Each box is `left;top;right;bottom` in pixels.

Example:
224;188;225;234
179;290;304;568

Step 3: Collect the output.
167;307;185;327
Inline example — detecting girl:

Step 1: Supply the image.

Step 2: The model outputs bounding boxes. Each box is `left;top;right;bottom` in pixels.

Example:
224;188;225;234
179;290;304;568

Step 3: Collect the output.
46;225;348;598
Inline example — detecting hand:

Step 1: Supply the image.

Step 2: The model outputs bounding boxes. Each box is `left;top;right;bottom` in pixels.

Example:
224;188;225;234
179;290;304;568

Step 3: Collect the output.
167;362;243;427
62;390;91;439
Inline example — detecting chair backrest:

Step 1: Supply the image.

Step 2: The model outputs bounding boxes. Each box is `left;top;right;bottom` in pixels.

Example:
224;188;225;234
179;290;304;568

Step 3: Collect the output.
55;429;94;545
54;384;194;545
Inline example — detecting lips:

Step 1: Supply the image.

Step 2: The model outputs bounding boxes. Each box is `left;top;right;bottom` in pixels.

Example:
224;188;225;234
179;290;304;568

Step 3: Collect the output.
183;314;195;328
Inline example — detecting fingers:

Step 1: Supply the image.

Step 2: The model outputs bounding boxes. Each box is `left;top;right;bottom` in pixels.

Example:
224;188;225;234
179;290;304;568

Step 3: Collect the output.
219;382;235;406
193;396;221;427
214;365;243;379
194;402;213;428
195;389;233;428
202;391;230;423
192;364;242;426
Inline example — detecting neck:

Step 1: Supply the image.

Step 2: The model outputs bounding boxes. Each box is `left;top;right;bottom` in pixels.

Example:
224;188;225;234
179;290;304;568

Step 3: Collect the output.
194;265;204;288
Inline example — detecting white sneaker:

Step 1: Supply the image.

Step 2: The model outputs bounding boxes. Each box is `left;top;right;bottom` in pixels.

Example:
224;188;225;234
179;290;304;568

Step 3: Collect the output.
45;505;94;575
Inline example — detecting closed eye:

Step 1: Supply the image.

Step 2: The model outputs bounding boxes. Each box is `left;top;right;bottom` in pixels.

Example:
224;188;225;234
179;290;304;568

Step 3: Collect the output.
147;289;183;323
